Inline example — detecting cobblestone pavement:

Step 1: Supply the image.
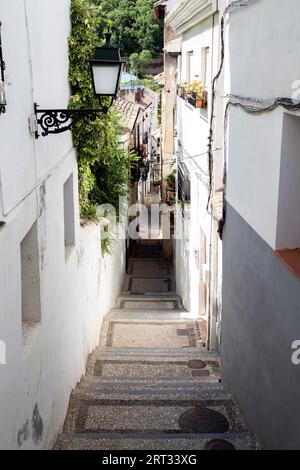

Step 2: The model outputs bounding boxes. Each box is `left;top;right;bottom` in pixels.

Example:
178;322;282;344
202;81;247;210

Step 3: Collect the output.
54;239;259;450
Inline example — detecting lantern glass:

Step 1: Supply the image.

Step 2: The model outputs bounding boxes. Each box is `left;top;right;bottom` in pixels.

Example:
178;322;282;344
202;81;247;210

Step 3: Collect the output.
91;62;121;97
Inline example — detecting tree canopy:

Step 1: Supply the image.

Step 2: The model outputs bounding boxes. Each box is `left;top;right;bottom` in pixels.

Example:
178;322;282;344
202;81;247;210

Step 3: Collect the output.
93;0;163;57
130;50;152;77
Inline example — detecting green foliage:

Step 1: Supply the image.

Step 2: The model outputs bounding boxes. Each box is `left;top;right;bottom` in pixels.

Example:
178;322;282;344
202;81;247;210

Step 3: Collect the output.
136;75;161;93
129;53;140;76
166;172;176;188
129;50;152;77
69;0;134;254
93;0;163;57
139;50;152;69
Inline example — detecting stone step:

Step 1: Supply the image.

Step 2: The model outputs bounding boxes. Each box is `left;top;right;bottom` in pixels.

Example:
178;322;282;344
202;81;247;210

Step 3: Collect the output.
85;353;220;381
62;395;248;435
73;382;226;402
54;432;259;450
78;377;220;389
86;370;220;387
115;294;183;308
128;258;172;276
134;246;163;252
137;239;162;246
118;294;179;299
105;309;197;321
134;242;163;249
124;275;174;294
88;349;220;376
129;256;170;261
133;252;164;259
95;346;217;359
99;318;202;349
117;293;182;299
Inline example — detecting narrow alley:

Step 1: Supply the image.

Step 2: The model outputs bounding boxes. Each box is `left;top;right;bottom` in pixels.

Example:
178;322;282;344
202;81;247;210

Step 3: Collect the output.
54;234;258;450
2;0;300;454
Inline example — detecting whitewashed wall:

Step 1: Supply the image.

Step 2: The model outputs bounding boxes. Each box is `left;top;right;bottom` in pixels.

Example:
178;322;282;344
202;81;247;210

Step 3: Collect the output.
225;0;300;249
222;0;300;448
175;15;219;315
0;0;125;449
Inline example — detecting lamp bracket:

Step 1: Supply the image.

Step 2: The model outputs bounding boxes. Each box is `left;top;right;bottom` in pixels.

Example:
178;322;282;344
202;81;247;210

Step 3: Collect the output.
34;99;113;138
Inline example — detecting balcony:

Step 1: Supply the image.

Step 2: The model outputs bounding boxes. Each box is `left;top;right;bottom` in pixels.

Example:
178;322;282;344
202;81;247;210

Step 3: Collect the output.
176;84;208;109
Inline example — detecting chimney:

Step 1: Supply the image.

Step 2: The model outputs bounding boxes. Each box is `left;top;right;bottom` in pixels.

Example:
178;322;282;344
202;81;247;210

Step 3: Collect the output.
135;87;142;103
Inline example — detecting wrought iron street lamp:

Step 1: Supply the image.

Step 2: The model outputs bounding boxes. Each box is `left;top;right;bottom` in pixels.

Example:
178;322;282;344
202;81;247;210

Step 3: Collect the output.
34;31;123;138
90;31;123;99
0;21;7;115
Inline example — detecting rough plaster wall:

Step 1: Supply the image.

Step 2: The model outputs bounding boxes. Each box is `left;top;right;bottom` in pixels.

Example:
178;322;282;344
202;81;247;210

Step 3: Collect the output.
0;0;125;449
225;0;300;249
222;0;300;449
175;16;217;316
222;204;300;450
0;153;125;450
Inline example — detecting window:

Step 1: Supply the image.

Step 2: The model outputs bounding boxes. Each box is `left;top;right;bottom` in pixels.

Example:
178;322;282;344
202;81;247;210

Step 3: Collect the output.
64;173;76;257
276;114;300;249
201;47;210;113
0;340;6;365
178;161;191;203
186;51;194;83
202;47;210;91
21;221;41;324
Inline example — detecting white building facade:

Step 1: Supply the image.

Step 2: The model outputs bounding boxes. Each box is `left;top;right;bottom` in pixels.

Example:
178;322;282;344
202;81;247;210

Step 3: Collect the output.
154;0;182;188
222;0;300;450
0;0;125;449
167;0;225;349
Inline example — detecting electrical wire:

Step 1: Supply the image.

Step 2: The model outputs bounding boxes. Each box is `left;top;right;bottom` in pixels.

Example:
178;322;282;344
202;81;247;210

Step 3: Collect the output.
220;95;300;237
207;0;258;225
227;95;300;114
205;0;299;236
161;147;223;165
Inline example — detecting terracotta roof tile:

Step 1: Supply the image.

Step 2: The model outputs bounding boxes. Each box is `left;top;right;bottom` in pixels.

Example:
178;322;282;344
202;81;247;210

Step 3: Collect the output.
115;97;140;132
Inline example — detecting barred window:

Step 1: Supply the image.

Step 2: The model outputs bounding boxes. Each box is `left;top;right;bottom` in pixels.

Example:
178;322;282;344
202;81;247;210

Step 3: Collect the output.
178;161;191;203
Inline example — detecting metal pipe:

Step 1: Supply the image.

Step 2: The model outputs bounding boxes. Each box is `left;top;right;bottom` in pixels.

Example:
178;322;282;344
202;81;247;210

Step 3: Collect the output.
0;21;5;83
0;21;7;113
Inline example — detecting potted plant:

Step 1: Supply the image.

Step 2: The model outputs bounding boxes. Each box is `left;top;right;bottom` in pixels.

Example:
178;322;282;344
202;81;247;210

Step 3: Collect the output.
166;172;176;190
187;80;207;108
164;191;176;206
177;82;189;100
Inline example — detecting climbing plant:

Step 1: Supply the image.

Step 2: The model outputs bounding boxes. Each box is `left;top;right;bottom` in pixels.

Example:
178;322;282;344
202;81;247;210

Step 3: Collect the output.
69;0;135;253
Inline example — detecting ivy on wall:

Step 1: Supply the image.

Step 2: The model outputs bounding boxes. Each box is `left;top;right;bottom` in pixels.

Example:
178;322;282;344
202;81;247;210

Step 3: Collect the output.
69;0;134;252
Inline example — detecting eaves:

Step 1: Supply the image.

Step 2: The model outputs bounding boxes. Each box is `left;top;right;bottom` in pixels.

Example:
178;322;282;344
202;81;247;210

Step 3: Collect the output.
166;0;218;34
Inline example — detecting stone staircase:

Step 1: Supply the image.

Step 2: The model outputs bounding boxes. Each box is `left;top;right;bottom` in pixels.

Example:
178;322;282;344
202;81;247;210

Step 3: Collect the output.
54;240;258;450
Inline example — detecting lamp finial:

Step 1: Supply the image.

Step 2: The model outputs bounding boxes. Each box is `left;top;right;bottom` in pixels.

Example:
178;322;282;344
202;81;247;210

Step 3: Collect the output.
104;29;112;47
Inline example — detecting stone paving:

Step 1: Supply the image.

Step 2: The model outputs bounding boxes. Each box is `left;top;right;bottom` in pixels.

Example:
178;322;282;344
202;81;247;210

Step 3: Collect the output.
54;239;259;450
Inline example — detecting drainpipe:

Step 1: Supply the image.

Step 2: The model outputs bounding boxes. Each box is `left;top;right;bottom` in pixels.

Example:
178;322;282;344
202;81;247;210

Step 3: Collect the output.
207;9;219;351
207;217;213;350
208;218;219;351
